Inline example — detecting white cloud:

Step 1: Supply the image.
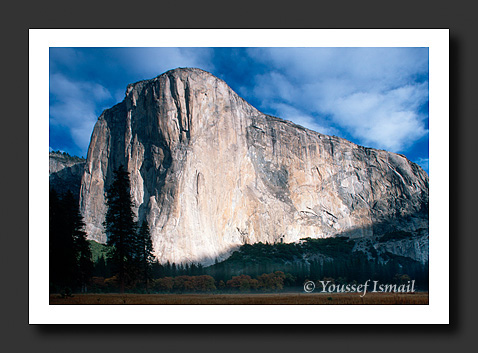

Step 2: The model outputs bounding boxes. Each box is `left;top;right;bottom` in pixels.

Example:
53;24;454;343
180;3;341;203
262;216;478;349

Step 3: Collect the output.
251;72;298;105
245;47;429;153
327;84;428;151
50;73;113;152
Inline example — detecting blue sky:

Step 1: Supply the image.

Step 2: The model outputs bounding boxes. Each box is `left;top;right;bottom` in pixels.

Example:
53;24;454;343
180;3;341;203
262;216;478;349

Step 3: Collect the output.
49;47;429;173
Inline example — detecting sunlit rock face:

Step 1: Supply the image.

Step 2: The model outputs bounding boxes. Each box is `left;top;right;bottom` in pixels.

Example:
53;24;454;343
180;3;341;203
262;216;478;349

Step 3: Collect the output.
80;68;429;265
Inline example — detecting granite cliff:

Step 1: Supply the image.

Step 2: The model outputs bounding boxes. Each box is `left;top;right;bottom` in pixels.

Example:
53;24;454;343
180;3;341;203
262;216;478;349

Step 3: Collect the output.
49;152;85;197
79;68;429;266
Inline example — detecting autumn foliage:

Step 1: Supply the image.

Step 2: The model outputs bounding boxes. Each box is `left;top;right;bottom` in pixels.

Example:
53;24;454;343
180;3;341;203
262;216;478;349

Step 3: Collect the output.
226;275;259;292
152;275;216;293
141;272;293;293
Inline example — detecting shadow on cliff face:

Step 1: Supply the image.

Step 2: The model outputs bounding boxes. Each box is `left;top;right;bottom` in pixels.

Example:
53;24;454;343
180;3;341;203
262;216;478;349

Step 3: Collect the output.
159;217;430;294
160;210;429;281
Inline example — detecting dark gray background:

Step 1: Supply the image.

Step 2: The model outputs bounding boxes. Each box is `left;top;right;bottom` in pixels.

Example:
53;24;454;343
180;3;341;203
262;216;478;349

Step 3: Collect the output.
3;0;474;352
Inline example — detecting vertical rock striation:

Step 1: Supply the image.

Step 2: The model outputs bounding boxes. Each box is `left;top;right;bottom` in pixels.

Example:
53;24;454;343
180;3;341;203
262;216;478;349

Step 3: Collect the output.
80;68;429;265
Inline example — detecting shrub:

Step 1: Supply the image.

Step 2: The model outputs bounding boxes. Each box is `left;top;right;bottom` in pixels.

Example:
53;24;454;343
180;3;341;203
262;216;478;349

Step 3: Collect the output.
152;277;174;292
257;271;286;292
226;275;259;292
153;275;217;293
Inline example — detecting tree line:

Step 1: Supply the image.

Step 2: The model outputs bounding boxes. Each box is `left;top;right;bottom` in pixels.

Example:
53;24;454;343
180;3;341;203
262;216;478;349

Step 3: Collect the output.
203;239;429;290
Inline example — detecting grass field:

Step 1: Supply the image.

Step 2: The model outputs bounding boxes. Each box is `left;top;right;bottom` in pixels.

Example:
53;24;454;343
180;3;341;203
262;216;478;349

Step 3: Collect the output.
49;292;428;305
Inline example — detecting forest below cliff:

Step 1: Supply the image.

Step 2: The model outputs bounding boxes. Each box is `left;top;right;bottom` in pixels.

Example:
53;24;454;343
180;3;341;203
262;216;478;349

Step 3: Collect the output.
85;237;428;294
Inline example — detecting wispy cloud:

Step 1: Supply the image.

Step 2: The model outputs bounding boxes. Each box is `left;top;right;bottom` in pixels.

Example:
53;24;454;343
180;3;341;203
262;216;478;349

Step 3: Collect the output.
327;83;428;151
49;73;113;155
245;47;429;154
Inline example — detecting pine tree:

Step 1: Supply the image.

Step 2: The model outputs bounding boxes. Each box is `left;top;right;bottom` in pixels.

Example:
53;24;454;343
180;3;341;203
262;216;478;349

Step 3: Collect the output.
76;234;94;292
49;189;93;293
103;165;137;293
50;188;75;291
94;254;108;277
165;261;172;277
135;220;155;291
62;190;93;292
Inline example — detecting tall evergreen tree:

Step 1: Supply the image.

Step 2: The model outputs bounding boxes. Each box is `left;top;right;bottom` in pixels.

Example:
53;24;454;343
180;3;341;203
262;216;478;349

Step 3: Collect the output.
62;190;94;292
93;254;109;277
135;220;155;291
50;188;75;291
49;189;93;292
75;231;94;292
103;165;137;293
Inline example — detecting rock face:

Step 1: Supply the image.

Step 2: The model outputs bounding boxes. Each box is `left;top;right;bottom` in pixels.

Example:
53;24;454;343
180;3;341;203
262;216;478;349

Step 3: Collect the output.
352;229;429;264
49;152;85;197
80;68;429;266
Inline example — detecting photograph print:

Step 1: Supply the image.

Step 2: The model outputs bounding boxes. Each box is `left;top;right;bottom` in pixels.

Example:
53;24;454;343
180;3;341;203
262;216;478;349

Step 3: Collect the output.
48;44;431;306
